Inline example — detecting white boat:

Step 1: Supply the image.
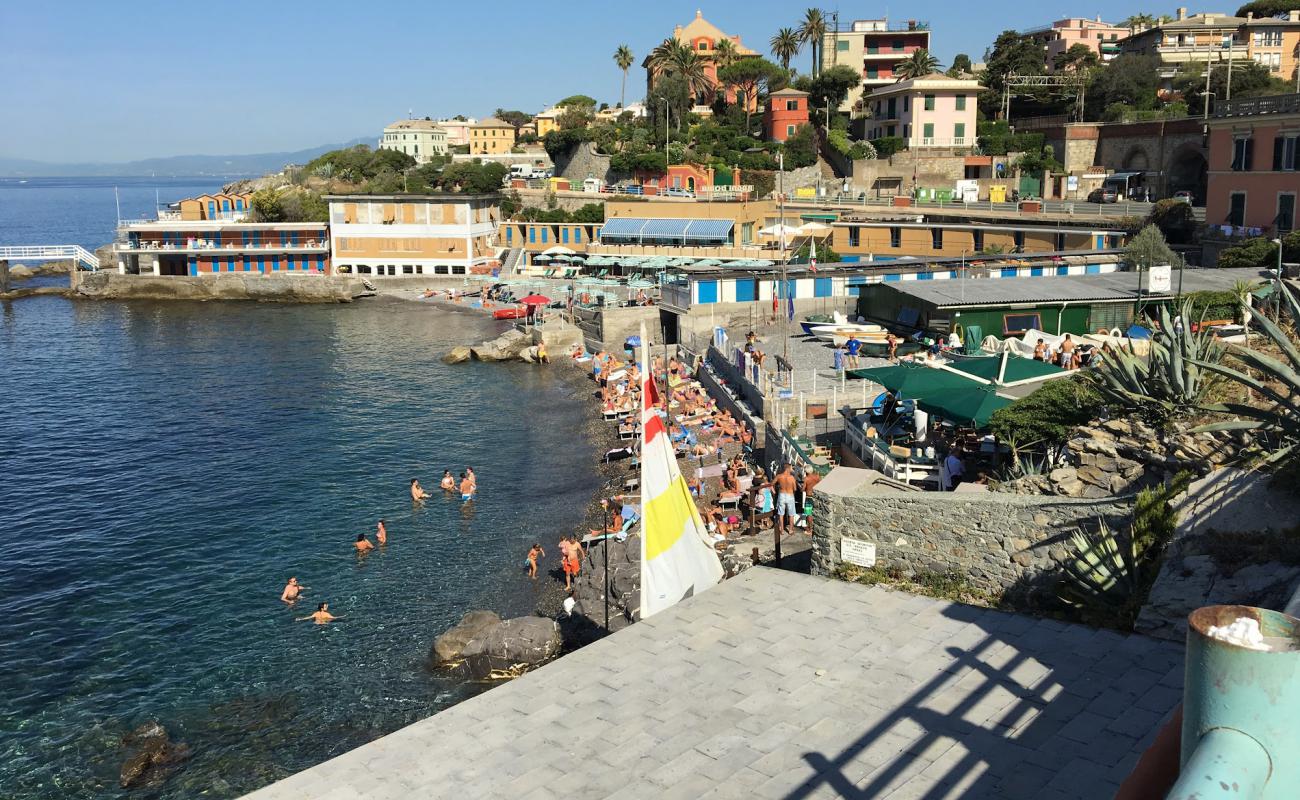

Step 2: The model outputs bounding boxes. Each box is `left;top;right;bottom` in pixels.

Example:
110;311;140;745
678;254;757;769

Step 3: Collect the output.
809;322;885;342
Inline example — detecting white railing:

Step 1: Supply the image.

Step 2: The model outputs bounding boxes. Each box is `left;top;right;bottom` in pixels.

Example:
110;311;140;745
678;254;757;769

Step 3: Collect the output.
917;137;970;147
0;245;99;270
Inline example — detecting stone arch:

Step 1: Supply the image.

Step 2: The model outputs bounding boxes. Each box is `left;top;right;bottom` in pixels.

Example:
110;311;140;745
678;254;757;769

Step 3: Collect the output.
1166;145;1208;204
1122;146;1151;172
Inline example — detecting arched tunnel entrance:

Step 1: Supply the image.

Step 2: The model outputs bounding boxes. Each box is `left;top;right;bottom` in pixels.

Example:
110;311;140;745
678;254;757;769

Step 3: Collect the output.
1167;148;1208;204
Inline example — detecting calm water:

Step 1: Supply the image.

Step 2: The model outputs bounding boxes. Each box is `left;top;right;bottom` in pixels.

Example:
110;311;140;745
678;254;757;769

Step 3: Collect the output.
0;214;598;795
0;177;228;251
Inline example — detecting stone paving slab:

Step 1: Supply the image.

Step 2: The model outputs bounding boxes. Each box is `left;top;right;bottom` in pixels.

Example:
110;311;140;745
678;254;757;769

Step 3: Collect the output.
243;568;1183;800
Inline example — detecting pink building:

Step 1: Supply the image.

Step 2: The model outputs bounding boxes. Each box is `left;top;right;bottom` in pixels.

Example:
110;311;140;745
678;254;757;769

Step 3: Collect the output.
764;88;809;142
822;18;931;112
1205;95;1300;234
864;74;982;149
1024;17;1127;72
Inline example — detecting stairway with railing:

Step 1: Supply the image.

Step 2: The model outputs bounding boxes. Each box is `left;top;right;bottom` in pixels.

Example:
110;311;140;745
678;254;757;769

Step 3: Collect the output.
0;245;100;271
499;247;524;274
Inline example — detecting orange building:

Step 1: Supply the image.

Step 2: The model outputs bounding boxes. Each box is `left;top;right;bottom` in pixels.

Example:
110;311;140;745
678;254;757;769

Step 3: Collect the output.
326;194;500;278
1205;94;1300;234
645;11;758;108
179;193;252;221
764;88;809;142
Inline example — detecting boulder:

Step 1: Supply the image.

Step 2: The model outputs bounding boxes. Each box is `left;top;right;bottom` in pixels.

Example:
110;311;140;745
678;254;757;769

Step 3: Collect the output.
431;610;502;663
459;616;561;678
119;721;190;789
442;345;472;364
470;344;508;362
519;345;539;363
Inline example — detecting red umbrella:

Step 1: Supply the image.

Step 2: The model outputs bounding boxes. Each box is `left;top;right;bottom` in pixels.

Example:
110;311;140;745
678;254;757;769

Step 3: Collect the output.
520;294;551;306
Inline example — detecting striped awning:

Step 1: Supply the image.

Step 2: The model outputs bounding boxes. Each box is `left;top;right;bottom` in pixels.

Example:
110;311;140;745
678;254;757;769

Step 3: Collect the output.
598;218;734;242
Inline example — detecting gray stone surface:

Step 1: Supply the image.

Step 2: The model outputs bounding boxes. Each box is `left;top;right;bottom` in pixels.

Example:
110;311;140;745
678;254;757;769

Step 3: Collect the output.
243;568;1182;800
811;467;1134;595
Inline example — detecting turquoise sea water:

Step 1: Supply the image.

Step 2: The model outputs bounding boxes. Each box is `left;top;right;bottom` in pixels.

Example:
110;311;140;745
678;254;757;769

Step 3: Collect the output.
0;293;597;796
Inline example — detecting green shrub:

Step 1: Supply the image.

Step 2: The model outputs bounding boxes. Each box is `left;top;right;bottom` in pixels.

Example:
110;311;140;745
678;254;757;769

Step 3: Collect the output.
871;136;906;158
987;376;1104;446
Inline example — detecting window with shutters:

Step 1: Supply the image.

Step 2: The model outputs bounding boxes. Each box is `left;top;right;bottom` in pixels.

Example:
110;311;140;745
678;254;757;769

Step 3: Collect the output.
1279;194;1296;234
1231;137;1253;171
1228;192;1247;226
931;228;943;249
889;227;901;248
1272;135;1299;171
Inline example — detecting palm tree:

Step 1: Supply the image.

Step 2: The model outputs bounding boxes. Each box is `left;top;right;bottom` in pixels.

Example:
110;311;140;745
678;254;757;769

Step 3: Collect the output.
895;49;942;81
670;46;711;103
614;45;634;109
770;27;801;72
797;9;826;76
647;38;678;75
713;38;739;71
1122;13;1156;32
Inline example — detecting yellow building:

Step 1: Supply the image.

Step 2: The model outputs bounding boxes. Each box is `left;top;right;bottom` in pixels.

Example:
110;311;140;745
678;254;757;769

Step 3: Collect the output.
470;118;517;155
830;221;1124;259
533;107;561;138
1242;11;1300;86
327;194;501;277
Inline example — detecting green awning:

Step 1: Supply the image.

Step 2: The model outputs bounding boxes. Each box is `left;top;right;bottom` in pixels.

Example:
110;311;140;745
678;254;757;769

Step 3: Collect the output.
945;354;1065;386
847;365;977;396
800;213;838;221
913;387;1012;427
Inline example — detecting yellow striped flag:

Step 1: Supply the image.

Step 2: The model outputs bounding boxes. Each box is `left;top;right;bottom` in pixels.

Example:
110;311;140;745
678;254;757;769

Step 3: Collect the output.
638;323;723;618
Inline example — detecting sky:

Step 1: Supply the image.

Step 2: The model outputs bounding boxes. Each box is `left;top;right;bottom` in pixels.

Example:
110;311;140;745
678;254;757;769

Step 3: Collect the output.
1;0;1146;163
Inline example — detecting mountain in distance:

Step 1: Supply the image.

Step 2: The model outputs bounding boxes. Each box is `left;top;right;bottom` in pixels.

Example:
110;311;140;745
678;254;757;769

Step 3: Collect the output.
0;137;373;178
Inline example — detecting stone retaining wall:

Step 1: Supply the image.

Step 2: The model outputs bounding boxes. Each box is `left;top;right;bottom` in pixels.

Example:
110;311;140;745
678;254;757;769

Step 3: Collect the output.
72;271;368;303
811;468;1134;594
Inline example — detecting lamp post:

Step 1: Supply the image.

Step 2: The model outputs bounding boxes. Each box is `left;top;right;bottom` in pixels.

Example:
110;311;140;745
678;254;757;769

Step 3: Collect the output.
601;496;611;632
661;98;670;169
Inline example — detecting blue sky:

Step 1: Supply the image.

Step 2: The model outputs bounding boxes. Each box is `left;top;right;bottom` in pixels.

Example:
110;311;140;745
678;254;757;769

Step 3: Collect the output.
1;0;1144;162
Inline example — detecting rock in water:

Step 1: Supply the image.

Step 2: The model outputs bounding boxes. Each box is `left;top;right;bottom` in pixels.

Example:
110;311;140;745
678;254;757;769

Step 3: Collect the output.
458;616;561;679
119;721;190;789
442;345;472;364
431;610;502;663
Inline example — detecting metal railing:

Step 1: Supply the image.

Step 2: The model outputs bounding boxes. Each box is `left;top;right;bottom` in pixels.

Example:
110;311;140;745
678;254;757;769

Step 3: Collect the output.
1215;93;1300;119
0;244;99;270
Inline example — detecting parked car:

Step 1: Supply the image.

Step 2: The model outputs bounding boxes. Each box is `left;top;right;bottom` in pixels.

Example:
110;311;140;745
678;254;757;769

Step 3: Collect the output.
662;187;696;198
1088;187;1119;204
1172;190;1194;204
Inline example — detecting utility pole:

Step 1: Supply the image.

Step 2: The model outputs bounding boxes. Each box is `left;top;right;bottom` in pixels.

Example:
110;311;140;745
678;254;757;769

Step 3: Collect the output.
778;151;788;362
1226;33;1235;102
1204;41;1213;119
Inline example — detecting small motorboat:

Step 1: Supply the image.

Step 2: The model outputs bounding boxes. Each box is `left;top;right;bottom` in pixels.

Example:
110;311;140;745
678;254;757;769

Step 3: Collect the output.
800;311;847;335
492;307;528;320
809;323;886;342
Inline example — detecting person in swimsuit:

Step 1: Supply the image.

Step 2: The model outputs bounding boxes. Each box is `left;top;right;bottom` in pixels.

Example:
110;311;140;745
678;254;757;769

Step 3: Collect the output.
775;464;799;537
411;478;430;501
375;520;387;545
459;473;475;502
526;543;545;578
466;467;477;493
280;577;307;603
298;602;343;625
439;470;455;491
355;533;375;553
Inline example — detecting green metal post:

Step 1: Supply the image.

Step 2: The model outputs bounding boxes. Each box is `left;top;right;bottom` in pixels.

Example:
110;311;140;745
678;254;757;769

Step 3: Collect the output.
1168;605;1300;800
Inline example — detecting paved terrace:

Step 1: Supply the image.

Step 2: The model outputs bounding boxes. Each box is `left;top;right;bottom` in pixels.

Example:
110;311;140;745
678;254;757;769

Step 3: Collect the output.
244;568;1183;800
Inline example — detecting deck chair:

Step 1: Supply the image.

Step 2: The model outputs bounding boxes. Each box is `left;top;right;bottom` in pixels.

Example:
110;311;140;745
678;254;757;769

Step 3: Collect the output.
543;267;556;278
596;268;608;278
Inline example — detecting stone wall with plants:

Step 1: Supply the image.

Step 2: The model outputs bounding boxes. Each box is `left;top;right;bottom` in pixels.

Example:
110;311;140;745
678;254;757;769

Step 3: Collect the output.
810;482;1133;596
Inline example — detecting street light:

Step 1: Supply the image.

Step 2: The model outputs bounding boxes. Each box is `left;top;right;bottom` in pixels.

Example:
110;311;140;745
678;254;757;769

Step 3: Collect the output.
661;98;670;169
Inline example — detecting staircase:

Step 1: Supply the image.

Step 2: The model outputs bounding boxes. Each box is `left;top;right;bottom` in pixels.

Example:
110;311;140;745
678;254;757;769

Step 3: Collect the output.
499;247;525;274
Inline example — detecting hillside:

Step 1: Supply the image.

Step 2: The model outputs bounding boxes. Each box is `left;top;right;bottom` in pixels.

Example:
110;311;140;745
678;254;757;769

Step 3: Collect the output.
0;138;372;178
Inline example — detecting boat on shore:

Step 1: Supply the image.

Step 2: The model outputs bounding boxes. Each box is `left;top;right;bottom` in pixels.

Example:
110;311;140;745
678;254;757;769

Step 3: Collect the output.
492;307;528;320
811;323;886;343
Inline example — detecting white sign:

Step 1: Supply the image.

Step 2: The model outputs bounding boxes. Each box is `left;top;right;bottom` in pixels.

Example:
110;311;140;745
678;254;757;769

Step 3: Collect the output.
841;537;877;568
1067;175;1079;191
1147;264;1172;293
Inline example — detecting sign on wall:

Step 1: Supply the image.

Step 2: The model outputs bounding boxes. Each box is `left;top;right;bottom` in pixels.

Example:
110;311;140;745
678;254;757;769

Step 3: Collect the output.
1147;264;1172;293
841;537;877;568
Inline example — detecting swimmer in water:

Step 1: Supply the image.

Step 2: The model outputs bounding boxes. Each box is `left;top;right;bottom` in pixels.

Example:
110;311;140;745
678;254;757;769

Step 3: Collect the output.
280;577;307;603
411;478;430;501
355;533;375;553
376;519;387;545
466;467;477;492
459;472;475;502
297;602;343;625
439;470;456;491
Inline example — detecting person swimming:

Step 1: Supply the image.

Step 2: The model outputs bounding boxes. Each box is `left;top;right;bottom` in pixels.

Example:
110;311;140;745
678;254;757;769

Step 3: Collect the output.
355;533;375;553
297;602;342;625
375;519;387;545
459;473;475;502
439;470;455;491
411;478;430;501
280;577;307;603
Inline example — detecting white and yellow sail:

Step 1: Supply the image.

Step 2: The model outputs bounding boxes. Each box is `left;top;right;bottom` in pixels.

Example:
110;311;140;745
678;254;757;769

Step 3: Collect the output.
638;323;723;618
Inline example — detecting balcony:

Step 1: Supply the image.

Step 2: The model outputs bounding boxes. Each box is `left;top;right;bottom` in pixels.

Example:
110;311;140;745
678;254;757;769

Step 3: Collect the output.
117;240;328;254
1215;93;1300;118
917;137;971;148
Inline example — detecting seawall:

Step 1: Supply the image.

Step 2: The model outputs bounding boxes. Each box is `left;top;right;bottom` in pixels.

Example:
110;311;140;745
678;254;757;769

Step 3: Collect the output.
71;272;370;303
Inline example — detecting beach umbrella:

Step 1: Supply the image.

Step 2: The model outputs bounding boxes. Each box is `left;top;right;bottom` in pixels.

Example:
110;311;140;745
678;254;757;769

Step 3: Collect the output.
796;221;833;235
533;253;552;263
759;223;801;238
542;245;577;256
913;387;1012;428
520;294;551;305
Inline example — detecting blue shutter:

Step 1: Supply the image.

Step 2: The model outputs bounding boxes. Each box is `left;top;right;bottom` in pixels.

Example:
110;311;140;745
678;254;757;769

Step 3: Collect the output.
506;228;513;244
814;277;833;297
734;278;757;302
696;280;718;304
1057;266;1069;276
188;256;198;276
1001;268;1017;278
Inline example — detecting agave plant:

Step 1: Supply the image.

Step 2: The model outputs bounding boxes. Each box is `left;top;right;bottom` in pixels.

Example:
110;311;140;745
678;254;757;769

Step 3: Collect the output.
1193;283;1300;469
1091;300;1224;421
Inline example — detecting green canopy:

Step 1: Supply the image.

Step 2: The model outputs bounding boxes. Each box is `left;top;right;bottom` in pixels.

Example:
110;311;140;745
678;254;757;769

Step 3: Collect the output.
847;364;976;397
913;387;1012;428
944;354;1065;386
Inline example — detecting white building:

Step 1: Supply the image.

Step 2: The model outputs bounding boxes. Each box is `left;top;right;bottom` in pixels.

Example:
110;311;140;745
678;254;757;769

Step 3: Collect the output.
326;194;500;278
378;119;449;164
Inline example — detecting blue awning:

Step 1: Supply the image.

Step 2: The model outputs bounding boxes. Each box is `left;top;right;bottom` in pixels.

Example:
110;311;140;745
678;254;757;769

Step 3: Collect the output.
598;217;734;243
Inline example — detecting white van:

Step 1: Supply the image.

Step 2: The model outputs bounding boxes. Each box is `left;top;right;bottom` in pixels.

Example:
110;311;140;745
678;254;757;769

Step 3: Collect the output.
509;164;531;179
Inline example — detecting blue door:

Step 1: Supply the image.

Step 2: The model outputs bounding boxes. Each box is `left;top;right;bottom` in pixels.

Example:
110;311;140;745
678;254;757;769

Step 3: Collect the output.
735;278;757;302
697;280;718;304
814;277;833;297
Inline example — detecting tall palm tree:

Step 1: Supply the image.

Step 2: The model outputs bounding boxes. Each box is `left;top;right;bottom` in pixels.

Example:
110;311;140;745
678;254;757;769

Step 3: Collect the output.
770;27;801;72
797;9;826;76
614;45;634;109
895;49;942;81
647;38;678;75
669;46;711;103
713;38;739;70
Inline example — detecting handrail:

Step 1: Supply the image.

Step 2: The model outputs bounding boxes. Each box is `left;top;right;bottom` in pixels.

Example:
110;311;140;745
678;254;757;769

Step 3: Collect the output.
0;245;99;270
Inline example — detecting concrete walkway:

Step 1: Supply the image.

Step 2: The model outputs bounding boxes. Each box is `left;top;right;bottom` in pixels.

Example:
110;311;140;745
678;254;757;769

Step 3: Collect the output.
244;569;1183;800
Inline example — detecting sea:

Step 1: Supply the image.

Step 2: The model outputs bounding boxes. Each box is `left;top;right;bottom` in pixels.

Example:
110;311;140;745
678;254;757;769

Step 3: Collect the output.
0;178;599;797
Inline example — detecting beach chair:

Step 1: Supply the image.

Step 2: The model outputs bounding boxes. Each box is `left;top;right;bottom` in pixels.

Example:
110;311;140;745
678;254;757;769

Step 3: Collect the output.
564;268;577;278
596;268;608;278
542;267;556;278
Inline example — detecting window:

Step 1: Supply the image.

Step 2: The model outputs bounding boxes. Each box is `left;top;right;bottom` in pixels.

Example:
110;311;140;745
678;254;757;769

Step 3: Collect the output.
402;265;414;274
930;228;943;249
955;95;966;111
1055;232;1066;251
887;98;897;118
1014;231;1025;250
1278;194;1295;234
785;99;800;111
903;96;910;112
1275;135;1299;171
923;123;934;141
698;41;707;50
923;94;935;111
1228;192;1246;226
1003;312;1042;335
848;227;860;247
1232;137;1254;171
890;227;901;248
787;124;796;137
972;229;984;251
954;122;965;142
867;43;879;54
867;67;879;79
837;39;849;51
892;39;904;51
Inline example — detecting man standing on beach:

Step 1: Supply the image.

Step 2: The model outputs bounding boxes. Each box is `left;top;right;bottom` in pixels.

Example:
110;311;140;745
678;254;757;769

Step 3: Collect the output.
774;464;799;537
845;335;862;369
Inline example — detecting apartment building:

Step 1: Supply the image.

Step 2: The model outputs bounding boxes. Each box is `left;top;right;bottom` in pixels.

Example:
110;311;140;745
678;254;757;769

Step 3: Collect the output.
863;74;982;149
821;18;931;112
379;119;449;164
469;118;517;155
1119;8;1249;82
1023;17;1127;72
115;219;329;276
1205;94;1300;233
327;194;500;277
1241;11;1300;85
